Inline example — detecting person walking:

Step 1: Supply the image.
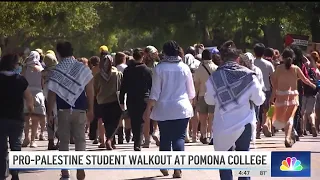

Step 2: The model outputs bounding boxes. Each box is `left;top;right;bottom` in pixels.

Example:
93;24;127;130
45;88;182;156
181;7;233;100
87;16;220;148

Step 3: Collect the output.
0;54;34;180
194;49;218;144
21;51;46;148
143;40;195;178
94;54;123;150
46;42;94;180
270;48;316;148
120;48;152;151
205;41;266;180
42;52;59;150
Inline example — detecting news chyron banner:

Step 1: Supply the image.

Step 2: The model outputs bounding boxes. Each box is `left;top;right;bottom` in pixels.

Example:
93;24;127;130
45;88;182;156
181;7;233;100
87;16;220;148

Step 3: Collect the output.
9;151;311;177
285;34;309;51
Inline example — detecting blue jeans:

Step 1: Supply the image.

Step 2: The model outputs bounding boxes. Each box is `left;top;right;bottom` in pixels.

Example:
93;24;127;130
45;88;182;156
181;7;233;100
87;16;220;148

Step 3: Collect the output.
157;118;189;151
219;123;252;180
0;119;24;180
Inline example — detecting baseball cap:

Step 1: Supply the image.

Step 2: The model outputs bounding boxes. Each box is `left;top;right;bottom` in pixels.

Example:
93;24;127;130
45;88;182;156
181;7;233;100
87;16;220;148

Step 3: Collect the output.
99;45;109;53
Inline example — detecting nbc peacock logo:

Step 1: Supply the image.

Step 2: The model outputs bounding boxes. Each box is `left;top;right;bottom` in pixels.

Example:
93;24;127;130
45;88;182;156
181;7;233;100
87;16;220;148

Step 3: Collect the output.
280;157;303;171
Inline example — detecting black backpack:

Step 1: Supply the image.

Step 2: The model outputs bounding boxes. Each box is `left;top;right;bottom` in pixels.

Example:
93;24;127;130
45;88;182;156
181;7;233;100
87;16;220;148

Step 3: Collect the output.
303;67;318;96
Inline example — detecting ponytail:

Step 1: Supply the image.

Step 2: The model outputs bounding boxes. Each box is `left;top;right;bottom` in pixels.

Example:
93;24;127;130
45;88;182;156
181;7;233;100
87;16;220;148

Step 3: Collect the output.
284;57;293;69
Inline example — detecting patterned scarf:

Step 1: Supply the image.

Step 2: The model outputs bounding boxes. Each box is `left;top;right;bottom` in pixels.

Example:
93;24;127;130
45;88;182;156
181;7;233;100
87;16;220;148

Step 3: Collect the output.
100;55;113;82
25;51;44;72
209;61;255;113
48;56;93;106
161;55;182;63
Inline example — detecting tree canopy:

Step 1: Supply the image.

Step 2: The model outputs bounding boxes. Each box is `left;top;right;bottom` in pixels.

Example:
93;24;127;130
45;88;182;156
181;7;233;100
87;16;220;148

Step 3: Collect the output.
0;2;319;57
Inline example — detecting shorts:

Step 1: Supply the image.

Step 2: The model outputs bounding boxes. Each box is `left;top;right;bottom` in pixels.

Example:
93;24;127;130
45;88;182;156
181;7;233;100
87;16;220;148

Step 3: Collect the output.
301;95;316;115
196;96;214;114
261;90;272;111
24;90;46;116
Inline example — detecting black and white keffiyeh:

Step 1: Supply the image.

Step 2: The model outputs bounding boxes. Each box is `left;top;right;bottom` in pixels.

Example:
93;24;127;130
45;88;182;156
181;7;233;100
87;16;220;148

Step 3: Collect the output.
47;57;93;106
161;55;182;63
209;61;255;113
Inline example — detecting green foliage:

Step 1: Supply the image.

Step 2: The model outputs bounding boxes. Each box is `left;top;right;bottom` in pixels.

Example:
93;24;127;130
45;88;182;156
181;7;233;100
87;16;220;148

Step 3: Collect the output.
0;2;319;56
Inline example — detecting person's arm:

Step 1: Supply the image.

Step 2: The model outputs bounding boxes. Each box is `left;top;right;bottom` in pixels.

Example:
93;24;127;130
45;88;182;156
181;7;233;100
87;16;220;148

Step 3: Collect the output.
119;69;128;105
146;68;153;92
47;90;56;117
296;66;317;89
204;79;215;106
269;68;277;103
93;74;100;97
24;88;34;113
146;67;161;111
250;75;266;106
85;79;94;113
186;67;196;103
193;70;201;100
315;68;320;80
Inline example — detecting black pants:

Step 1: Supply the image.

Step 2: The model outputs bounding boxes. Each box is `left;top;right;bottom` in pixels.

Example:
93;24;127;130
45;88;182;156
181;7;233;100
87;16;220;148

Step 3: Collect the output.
128;100;147;148
0;119;24;180
100;101;122;140
89;98;100;140
294;95;303;135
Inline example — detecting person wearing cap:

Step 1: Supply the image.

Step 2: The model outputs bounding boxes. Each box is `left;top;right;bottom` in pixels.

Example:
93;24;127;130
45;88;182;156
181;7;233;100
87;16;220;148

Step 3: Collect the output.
100;45;109;53
143;41;195;178
144;45;159;69
42;53;59;150
46;50;55;56
194;49;218;145
35;48;46;68
143;46;161;147
21;51;46;148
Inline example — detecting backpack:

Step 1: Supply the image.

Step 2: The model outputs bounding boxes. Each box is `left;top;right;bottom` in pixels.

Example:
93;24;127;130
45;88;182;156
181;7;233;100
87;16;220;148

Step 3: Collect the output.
303;67;318;96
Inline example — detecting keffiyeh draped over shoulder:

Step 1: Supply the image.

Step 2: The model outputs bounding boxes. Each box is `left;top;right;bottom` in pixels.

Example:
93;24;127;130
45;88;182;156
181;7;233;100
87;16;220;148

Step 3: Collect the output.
47;57;93;107
209;61;255;113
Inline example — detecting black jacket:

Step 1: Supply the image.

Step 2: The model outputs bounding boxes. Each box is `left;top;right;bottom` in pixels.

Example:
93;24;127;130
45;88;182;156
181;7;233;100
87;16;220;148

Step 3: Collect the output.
119;62;152;104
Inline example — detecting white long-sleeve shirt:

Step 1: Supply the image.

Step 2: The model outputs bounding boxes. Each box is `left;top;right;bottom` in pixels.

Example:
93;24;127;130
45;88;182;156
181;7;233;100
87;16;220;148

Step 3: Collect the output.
204;75;265;151
149;62;195;121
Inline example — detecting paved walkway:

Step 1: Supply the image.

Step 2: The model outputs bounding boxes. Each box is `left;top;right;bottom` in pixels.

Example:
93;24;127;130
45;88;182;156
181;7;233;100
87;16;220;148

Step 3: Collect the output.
11;132;320;180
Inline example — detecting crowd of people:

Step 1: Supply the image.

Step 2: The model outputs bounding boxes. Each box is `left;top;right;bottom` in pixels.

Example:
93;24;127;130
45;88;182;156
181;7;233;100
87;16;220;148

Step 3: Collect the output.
0;39;320;180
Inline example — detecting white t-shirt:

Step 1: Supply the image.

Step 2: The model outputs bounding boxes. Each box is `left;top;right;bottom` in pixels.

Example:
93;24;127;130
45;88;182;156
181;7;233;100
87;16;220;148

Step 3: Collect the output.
116;64;128;73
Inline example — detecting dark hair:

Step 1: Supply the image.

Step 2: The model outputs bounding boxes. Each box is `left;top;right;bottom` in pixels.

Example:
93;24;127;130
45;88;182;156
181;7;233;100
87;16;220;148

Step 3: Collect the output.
186;46;196;56
253;43;265;57
202;49;211;60
89;56;100;67
56;42;73;58
133;48;144;60
178;47;184;59
264;47;274;58
212;53;222;66
0;54;19;71
115;52;126;66
282;47;295;69
220;40;239;61
162;40;180;56
290;45;303;68
123;50;132;56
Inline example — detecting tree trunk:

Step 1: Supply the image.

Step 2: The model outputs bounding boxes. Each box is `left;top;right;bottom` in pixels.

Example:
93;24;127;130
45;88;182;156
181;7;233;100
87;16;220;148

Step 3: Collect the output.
260;22;282;51
310;16;320;42
201;25;211;46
